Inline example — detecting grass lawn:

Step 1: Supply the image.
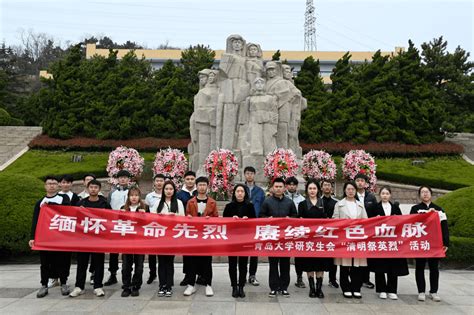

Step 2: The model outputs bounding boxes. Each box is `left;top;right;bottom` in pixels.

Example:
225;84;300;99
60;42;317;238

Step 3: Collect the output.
375;156;474;190
2;150;157;180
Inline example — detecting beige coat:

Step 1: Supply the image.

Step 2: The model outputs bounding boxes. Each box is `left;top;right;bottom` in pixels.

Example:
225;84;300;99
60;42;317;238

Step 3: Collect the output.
332;198;368;267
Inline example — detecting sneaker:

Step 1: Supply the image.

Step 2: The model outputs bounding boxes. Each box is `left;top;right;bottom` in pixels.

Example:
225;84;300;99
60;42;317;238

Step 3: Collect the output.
281;290;290;297
353;292;362;299
249;276;260;286
90;273;95;285
47;278;59;288
94;288;105;297
343;292;352;298
36;286;48;298
183;285;197;296
418;292;426;301
388;293;398;300
131;289;140;297
363;281;375;289
328;279;339;288
429;293;441;302
165;288;173;297
104;274;117;286
268;290;277;298
205;285;214;297
295;276;306;288
379;292;387;299
69;287;85;297
60;284;70;296
158;286;166;297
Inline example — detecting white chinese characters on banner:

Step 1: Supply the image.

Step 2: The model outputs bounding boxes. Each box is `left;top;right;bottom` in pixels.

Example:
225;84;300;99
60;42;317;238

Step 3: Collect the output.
49;214;77;232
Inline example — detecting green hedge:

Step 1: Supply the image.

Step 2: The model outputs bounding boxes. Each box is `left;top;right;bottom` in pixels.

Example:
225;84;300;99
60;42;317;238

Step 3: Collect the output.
444;236;474;264
436;186;474;238
0;174;44;256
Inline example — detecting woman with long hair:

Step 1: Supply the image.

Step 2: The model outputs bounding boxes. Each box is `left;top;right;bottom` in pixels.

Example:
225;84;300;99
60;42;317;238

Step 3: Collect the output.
223;184;256;298
155;180;185;297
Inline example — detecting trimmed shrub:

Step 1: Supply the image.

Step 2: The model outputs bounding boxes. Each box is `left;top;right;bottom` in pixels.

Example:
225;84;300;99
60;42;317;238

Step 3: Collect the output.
0;174;45;256
436;186;474;238
444;236;474;264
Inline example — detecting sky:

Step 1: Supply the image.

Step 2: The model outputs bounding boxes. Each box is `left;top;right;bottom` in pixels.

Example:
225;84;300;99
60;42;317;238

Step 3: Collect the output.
0;0;472;54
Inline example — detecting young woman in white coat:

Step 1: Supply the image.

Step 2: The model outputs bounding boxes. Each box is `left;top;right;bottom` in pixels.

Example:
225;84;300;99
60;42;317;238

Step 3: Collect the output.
332;181;368;299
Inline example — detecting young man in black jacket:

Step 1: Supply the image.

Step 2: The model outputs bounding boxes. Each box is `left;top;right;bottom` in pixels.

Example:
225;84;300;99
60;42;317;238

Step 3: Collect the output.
410;186;449;302
259;177;298;297
354;173;376;289
69;179;110;298
29;175;71;298
320;179;340;289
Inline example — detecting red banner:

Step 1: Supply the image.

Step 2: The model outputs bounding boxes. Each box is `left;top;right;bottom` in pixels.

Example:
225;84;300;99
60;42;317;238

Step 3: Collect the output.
33;205;445;258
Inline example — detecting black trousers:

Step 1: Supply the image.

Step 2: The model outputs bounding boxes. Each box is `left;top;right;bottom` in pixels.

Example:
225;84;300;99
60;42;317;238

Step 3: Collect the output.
328;264;337;281
269;257;290;291
187;256;213;286
158;255;175;288
122;254;144;290
294;257;303;277
88;254;96;273
339;266;363;293
415;258;440;293
149;255;157;276
249;256;258;277
375;272;398;293
39;251;71;286
228;256;248;287
108;253;119;274
75;252;104;289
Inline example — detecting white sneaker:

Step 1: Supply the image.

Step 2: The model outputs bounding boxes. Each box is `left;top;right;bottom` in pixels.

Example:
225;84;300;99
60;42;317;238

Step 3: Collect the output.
388;293;398;300
429;293;441;302
418;292;426;301
94;288;105;297
69;287;85;297
47;278;59;288
205;285;214;297
183;285;197;296
379;292;387;299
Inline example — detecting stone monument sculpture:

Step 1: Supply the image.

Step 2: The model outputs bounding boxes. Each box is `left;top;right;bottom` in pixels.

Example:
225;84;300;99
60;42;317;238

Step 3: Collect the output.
189;35;307;179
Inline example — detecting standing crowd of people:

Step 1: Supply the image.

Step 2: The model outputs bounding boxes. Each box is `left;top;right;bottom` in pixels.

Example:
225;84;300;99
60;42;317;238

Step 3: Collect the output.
30;166;449;302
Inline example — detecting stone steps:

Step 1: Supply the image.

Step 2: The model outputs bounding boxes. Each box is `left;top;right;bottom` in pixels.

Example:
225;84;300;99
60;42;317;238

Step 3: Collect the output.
0;126;42;171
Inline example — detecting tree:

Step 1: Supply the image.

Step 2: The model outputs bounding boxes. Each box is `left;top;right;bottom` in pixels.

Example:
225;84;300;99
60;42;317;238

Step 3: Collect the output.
271;50;281;61
421;36;474;132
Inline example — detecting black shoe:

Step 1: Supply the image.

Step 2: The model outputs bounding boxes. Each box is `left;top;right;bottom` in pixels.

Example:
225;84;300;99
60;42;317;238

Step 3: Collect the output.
295;276;306;288
121;288;131;297
165;288;173;297
363;281;375;289
281;290;290;297
180;276;189;286
238;286;246;298
232;286;239;298
329;279;339;288
316;278;324;298
104;274;117;286
147;274;156;285
196;276;205;285
131;289;140;297
269;290;277;297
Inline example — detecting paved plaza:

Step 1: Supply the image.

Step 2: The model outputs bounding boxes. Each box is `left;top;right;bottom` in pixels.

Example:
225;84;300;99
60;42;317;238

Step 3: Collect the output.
0;262;473;314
